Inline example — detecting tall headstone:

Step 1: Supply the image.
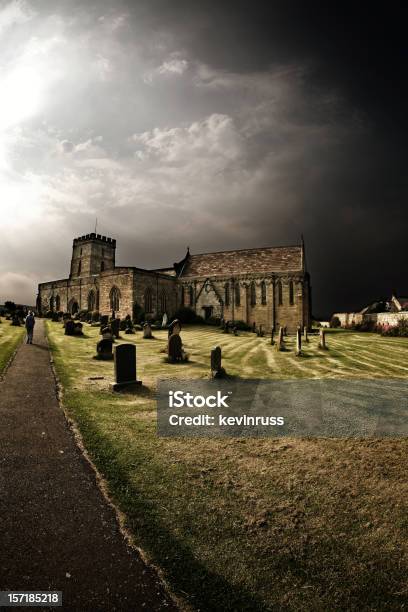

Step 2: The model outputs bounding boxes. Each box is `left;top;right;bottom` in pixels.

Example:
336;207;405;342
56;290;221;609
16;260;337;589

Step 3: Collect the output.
319;328;327;350
276;326;284;351
168;334;183;362
110;318;120;339
110;343;142;390
295;328;302;356
143;322;153;339
210;346;225;378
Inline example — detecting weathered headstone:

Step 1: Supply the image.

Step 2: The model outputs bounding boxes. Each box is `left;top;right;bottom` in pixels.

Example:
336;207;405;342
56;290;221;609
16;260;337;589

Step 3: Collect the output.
110;343;142;390
168;333;183;362
124;315;134;334
295;328;302;356
65;320;75;336
275;326;284;351
74;321;83;336
161;312;168;328
101;326;114;341
143;322;153;339
95;338;113;360
168;319;181;338
210;345;226;378
319;328;327;350
110;318;120;339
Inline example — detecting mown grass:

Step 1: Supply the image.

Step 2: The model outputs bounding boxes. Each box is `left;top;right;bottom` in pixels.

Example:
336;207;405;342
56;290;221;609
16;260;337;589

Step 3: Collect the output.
0;320;25;374
47;322;408;611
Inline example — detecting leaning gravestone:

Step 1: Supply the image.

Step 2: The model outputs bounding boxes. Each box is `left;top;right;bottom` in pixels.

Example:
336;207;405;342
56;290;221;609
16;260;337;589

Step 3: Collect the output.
110;343;142;391
210;346;226;378
143;322;153;339
65;320;75;336
168;333;183;362
95;338;113;360
319;328;327;350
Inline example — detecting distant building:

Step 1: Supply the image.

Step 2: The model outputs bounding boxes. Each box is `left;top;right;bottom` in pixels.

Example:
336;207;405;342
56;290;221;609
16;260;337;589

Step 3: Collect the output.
37;233;312;332
333;293;408;328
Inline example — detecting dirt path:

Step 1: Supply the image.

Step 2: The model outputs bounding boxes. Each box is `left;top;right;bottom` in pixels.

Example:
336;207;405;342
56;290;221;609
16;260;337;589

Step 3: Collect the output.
0;320;177;612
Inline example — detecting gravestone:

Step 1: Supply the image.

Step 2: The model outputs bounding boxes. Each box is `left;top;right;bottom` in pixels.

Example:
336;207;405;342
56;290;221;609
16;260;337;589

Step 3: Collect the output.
276;326;284;351
319;328;327;350
100;315;109;330
124;314;134;334
143;322;153;339
65;320;75;336
210;346;226;378
162;312;168;328
304;327;309;343
168;334;184;362
101;326;114;341
110;343;142;390
11;315;21;327
95;338;113;360
74;321;83;336
110;318;120;339
168;319;181;338
295;328;302;356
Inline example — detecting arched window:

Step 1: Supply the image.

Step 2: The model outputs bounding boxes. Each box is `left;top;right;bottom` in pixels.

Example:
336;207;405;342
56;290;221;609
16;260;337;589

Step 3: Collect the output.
261;281;267;305
78;260;82;275
110;286;120;312
181;286;185;307
277;281;283;306
55;295;61;311
289;281;294;306
101;261;105;272
250;281;256;306
68;298;79;315
144;287;153;313
235;283;240;306
189;285;194;307
88;290;96;312
160;290;167;314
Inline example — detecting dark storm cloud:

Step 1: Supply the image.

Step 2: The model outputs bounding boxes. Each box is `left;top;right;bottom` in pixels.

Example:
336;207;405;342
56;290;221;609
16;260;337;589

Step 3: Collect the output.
1;1;406;316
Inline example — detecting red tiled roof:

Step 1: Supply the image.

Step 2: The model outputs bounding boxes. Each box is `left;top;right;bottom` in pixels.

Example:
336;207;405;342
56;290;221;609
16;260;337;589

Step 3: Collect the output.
180;245;303;278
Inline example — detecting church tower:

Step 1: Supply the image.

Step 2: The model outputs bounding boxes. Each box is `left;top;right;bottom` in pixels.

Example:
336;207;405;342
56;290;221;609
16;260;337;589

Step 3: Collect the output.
70;233;116;279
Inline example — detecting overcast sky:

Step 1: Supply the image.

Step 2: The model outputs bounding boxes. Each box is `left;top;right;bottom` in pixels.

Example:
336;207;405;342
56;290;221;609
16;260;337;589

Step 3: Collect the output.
1;0;407;315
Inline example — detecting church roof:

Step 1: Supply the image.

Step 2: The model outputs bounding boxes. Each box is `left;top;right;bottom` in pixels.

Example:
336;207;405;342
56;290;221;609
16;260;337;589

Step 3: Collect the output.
179;244;303;278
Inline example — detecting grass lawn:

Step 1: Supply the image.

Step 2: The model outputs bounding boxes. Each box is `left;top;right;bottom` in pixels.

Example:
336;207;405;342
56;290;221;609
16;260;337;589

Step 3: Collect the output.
46;322;408;611
0;320;25;374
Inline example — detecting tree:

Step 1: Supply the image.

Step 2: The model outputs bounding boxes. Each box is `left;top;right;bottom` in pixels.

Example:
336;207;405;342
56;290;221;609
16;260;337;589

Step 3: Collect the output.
4;301;16;313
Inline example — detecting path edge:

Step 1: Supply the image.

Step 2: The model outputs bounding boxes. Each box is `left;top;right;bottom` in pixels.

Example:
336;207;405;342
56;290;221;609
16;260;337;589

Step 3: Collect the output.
0;330;25;382
46;325;188;612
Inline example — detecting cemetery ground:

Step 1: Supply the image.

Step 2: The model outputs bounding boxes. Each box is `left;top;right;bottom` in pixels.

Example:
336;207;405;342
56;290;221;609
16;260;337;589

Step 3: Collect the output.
0;321;25;374
46;322;408;611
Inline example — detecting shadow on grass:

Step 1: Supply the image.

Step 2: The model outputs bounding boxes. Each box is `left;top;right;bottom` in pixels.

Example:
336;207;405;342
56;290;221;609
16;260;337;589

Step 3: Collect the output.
111;384;155;399
78;419;271;612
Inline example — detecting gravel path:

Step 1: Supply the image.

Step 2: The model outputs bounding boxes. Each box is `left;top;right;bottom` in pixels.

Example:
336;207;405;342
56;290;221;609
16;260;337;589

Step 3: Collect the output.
0;319;177;611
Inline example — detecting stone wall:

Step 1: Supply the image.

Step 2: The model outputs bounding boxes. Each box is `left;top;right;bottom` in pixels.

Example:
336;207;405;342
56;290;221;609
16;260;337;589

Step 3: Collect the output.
133;271;179;319
99;268;134;319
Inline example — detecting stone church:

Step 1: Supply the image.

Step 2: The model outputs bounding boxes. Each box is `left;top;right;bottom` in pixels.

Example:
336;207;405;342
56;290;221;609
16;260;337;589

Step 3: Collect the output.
37;233;311;332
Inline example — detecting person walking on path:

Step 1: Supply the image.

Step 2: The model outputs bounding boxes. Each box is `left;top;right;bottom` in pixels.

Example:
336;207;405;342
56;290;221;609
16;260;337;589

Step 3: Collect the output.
25;310;35;344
